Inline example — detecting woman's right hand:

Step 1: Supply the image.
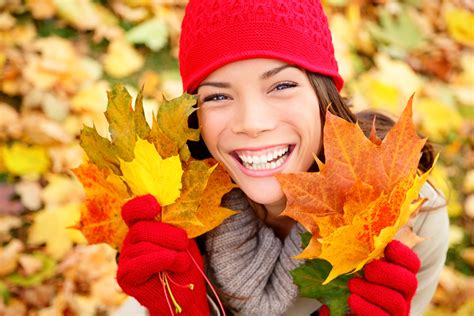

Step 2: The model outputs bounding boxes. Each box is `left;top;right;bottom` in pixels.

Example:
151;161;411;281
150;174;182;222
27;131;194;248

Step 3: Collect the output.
116;194;210;316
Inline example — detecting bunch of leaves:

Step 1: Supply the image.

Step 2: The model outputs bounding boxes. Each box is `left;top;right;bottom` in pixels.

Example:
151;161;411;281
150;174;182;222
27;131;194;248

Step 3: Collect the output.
73;84;237;250
276;96;434;312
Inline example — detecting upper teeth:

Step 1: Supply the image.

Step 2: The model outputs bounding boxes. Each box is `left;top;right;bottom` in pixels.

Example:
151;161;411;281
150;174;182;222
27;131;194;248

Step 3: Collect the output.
238;147;289;164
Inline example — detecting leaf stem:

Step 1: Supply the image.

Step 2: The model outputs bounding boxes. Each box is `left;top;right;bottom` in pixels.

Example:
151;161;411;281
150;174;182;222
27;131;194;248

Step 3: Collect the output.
186;249;226;316
163;273;183;313
159;271;175;316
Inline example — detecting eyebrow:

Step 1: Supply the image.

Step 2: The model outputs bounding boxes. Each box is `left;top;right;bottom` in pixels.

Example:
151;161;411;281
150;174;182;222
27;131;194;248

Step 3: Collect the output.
196;64;300;91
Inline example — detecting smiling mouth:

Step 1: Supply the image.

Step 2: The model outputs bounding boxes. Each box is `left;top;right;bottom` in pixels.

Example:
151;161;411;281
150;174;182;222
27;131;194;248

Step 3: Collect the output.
232;144;295;171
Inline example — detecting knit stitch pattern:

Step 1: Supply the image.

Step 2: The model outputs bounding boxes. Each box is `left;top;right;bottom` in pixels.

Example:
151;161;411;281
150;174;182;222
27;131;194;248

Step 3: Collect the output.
205;188;306;315
179;0;343;93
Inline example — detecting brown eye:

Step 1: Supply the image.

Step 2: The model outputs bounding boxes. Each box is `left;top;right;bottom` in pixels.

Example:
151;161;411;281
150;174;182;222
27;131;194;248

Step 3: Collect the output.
273;82;297;91
203;94;229;103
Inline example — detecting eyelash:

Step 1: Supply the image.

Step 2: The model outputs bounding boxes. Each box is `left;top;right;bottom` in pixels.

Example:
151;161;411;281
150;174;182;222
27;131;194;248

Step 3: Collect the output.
201;81;298;103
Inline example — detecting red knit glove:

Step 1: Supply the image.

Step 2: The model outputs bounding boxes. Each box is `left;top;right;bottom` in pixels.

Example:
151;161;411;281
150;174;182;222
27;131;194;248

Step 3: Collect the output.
347;240;420;316
116;195;210;316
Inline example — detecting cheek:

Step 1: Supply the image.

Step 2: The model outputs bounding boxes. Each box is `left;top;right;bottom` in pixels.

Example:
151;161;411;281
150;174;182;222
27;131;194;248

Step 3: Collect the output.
295;105;323;161
198;110;225;155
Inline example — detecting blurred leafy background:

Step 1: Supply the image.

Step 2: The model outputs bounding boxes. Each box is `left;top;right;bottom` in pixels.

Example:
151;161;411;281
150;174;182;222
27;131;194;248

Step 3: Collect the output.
0;0;472;315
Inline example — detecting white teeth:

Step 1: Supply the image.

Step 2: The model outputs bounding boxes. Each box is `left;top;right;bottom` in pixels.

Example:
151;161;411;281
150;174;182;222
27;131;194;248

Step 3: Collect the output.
237;146;291;171
275;157;283;167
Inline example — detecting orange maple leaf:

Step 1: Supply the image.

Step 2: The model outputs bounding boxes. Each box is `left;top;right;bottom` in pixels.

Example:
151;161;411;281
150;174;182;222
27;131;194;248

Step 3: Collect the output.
72;162;130;250
276;96;433;283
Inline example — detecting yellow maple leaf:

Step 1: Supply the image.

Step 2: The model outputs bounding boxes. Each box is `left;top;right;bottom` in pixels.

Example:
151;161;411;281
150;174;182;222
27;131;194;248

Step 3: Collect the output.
120;138;183;206
28;203;87;260
103;39;144;78
414;98;463;142
2;143;50;178
444;7;474;47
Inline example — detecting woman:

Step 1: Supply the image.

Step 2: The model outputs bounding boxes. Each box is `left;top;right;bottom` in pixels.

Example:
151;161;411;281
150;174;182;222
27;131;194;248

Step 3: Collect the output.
116;1;449;315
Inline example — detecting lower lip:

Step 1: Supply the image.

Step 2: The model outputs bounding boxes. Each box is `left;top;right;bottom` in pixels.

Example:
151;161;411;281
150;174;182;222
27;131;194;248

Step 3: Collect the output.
234;148;294;177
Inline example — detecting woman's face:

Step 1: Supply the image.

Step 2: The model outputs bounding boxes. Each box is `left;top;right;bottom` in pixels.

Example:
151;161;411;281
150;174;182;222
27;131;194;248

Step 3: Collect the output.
196;58;322;214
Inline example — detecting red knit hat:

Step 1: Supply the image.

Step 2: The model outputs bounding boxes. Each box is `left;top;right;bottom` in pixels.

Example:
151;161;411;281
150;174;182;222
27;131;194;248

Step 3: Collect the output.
179;0;344;93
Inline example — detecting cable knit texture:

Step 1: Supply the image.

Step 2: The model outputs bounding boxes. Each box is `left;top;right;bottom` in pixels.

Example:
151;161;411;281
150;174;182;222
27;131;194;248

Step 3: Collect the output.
206;188;306;315
179;0;343;93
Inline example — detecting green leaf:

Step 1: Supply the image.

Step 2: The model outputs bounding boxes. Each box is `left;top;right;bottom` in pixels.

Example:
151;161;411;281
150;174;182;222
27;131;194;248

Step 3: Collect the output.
291;233;353;314
80;125;121;175
105;84;137;161
6;253;56;287
326;0;347;7
37;19;78;39
126;18;169;51
301;232;312;248
368;8;425;53
0;281;10;304
157;94;200;158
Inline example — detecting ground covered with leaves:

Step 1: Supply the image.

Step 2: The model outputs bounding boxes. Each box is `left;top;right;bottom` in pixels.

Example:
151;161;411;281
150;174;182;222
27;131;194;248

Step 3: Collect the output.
0;0;472;315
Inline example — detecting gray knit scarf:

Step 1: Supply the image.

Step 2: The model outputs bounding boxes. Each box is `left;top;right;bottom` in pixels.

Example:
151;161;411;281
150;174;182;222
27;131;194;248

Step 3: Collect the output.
205;188;306;316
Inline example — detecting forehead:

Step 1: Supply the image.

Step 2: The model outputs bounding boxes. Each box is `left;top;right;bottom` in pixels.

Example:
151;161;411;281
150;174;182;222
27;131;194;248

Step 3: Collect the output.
203;58;291;79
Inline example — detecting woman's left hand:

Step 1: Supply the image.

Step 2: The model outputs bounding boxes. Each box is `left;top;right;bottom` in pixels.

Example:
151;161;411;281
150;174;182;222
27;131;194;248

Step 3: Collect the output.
347;240;421;316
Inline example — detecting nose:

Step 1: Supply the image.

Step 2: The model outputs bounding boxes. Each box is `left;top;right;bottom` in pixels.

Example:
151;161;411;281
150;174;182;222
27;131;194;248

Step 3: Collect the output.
230;96;277;137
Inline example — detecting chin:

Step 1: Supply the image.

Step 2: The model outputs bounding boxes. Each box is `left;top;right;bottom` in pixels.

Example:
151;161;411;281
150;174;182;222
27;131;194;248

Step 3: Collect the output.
239;177;286;209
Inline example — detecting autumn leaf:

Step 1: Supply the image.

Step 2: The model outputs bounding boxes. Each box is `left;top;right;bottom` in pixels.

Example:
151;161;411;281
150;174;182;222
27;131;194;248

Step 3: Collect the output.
132;89;151;140
189;159;238;238
277;96;431;284
79;84;145;174
0;184;24;215
415;97;463;142
80;126;121;174
147;115;180;158
6;253;56;287
72;163;129;250
161;160;214;227
155;93;200;160
103;39;144;78
162;159;238;238
126;17;169;51
28;203;87;259
2;143;50;178
54;0;101;31
367;8;426;52
104;84;137;161
444;7;474;47
120;138;183;206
